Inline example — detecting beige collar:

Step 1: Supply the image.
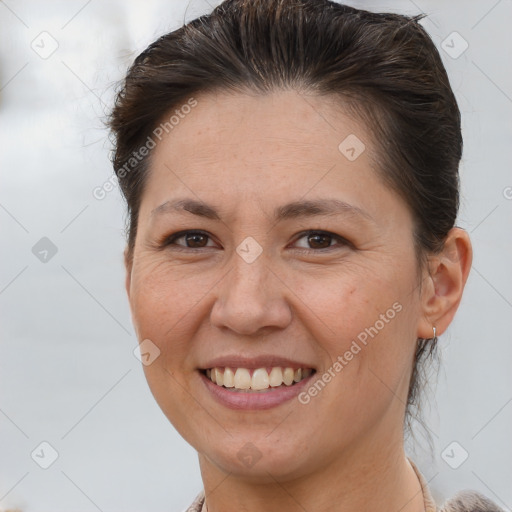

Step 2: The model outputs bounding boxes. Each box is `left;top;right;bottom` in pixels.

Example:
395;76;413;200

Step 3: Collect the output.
409;458;438;512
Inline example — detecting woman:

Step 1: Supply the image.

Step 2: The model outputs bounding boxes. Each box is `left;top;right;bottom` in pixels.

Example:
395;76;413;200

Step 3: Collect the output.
108;1;503;511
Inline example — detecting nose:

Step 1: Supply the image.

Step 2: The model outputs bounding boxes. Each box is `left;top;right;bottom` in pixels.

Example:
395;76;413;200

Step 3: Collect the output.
209;251;292;337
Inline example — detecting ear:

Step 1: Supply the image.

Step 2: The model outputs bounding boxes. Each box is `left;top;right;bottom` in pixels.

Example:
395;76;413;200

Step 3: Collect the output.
124;246;133;300
417;227;473;338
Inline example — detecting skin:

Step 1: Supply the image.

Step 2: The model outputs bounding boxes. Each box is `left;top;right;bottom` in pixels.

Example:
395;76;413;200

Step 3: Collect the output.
124;90;472;512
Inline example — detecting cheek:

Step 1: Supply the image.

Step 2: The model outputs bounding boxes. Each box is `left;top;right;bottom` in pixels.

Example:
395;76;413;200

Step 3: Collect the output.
291;265;400;348
129;260;214;347
128;264;210;441
294;265;417;410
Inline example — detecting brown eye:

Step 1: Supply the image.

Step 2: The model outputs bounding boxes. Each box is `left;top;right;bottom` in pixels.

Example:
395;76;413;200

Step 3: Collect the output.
183;232;209;248
307;233;333;249
163;230;217;249
292;230;351;251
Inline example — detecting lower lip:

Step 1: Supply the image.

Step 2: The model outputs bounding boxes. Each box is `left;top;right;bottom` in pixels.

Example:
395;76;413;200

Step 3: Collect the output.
198;370;315;410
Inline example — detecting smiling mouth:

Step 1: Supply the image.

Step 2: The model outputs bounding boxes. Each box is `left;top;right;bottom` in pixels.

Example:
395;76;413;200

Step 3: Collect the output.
201;366;315;392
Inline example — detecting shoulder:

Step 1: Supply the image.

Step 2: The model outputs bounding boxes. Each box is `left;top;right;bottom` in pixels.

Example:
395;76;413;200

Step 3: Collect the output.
439;490;505;512
408;458;504;512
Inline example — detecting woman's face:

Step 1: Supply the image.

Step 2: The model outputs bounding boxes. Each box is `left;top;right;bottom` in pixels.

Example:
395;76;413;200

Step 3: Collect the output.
125;90;429;481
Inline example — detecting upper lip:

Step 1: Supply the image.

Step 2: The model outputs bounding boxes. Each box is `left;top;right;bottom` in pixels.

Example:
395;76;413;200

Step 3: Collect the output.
199;355;315;371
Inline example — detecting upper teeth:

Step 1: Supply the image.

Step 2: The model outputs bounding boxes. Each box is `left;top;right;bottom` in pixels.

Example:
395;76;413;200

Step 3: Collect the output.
206;367;313;390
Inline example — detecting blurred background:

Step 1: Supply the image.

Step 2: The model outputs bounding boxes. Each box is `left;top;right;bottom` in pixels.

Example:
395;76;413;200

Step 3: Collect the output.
0;0;511;511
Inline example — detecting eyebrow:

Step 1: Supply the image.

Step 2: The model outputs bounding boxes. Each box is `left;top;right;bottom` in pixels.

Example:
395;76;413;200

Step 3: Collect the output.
151;198;374;223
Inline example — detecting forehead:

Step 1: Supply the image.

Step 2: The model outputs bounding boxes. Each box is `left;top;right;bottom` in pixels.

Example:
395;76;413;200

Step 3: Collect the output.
140;90;404;225
153;89;370;158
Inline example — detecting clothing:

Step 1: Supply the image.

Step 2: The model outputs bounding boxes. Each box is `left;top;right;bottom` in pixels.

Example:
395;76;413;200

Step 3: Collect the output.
408;460;505;512
183;460;505;512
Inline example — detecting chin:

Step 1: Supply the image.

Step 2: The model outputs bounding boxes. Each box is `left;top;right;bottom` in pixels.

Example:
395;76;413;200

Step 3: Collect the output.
202;438;312;482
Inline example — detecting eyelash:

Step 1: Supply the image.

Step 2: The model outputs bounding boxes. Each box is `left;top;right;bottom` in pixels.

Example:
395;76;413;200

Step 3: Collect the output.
160;229;352;253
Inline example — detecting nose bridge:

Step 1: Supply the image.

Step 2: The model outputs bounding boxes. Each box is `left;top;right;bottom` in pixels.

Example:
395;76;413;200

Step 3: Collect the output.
226;231;271;293
210;246;291;335
226;248;271;305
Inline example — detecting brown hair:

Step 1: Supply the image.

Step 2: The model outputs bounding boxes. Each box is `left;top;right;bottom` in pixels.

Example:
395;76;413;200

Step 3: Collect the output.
108;0;461;436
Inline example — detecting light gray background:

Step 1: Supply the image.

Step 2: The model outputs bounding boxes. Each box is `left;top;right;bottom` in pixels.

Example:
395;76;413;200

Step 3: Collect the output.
1;1;511;511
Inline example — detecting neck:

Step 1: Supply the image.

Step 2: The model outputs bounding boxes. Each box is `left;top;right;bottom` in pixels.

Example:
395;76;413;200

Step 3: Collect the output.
198;437;426;512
